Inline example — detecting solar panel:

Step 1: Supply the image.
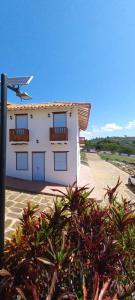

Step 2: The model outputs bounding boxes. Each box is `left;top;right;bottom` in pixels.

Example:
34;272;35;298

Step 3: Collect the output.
0;76;33;86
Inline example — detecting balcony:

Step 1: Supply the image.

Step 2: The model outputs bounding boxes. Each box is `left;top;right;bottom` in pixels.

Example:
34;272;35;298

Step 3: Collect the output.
9;128;29;142
79;137;85;146
50;127;68;141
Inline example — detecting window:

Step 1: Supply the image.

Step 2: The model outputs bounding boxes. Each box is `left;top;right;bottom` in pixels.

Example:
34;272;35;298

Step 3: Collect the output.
16;114;28;129
16;152;28;170
54;152;67;171
53;112;66;127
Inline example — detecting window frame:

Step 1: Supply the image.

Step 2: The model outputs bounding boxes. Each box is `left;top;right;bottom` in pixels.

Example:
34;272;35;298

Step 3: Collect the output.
15;114;28;129
16;152;28;171
53;112;67;127
54;151;68;171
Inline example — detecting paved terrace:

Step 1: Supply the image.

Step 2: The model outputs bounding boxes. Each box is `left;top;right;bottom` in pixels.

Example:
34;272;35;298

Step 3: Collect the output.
5;157;135;238
5;163;97;238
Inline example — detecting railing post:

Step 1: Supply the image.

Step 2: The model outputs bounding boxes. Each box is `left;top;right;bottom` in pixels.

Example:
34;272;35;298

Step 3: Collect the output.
50;127;68;141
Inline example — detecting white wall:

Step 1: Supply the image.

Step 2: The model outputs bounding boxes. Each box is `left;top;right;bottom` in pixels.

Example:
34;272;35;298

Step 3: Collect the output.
77;116;80;182
6;107;79;186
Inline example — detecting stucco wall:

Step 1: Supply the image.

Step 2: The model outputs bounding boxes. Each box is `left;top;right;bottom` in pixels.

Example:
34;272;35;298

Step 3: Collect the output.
77;122;80;182
6;107;79;186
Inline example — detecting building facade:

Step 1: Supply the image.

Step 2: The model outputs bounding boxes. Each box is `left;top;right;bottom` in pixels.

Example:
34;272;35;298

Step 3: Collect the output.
6;102;90;186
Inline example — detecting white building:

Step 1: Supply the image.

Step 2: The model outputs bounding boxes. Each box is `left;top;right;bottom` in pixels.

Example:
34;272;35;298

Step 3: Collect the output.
6;102;90;186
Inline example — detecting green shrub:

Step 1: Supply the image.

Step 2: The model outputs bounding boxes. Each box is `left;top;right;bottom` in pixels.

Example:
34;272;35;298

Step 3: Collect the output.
80;151;87;161
0;180;135;299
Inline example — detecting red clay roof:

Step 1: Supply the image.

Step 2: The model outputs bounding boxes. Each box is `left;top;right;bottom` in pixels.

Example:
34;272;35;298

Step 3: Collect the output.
8;102;91;130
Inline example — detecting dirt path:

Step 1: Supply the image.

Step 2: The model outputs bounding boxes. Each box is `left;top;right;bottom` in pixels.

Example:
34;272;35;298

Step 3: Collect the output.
86;153;135;203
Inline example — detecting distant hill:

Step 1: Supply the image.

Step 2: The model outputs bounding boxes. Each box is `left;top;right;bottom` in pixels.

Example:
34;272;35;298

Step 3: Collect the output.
85;136;135;155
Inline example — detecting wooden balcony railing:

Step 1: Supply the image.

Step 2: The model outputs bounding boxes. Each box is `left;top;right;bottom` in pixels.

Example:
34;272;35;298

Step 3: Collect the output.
79;137;85;145
9;128;29;142
50;127;68;141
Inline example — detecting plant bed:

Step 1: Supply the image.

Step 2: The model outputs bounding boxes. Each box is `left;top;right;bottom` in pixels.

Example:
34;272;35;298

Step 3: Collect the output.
111;160;135;175
100;153;135;175
0;179;135;300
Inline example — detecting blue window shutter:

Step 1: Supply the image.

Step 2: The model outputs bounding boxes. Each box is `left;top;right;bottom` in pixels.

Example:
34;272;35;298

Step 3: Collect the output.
53;113;66;127
16;115;28;129
54;152;67;170
16;153;28;170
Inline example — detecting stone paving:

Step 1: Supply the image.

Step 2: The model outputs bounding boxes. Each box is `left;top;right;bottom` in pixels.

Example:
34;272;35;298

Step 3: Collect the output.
5;189;56;238
5;163;98;239
5;156;135;239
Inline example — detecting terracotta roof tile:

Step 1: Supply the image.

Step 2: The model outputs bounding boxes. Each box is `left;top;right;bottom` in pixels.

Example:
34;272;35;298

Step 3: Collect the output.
8;102;91;130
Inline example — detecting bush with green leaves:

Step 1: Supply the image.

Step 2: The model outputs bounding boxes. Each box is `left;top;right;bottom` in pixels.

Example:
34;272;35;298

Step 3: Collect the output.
0;179;135;300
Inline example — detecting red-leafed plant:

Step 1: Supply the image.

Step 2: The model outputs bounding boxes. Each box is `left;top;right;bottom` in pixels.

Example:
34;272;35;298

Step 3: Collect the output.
0;179;135;300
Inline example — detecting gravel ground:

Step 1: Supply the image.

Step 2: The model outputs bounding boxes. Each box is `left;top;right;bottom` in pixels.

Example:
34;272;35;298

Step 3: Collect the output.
108;160;135;175
86;153;135;203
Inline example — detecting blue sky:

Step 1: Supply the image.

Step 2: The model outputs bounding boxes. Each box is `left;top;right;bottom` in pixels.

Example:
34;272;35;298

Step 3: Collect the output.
1;0;135;138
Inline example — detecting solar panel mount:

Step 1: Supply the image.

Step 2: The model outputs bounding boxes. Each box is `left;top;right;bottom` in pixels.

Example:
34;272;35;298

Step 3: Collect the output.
0;76;33;86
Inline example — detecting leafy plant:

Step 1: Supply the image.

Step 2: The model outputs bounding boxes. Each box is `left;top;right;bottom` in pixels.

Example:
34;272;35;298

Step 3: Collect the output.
0;181;135;299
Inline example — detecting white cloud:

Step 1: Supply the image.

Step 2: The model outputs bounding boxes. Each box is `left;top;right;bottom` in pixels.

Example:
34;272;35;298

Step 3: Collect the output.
101;123;123;132
81;123;123;139
80;131;93;139
125;120;135;129
80;125;101;139
91;125;100;133
81;120;135;139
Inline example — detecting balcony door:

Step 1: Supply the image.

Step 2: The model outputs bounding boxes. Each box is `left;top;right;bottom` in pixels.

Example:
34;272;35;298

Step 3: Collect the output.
16;114;28;129
53;112;66;127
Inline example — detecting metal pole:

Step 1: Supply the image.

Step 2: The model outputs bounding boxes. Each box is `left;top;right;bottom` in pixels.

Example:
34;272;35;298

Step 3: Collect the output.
0;74;7;257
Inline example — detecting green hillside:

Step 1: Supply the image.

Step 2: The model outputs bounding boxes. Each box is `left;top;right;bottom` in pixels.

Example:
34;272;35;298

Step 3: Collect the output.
85;136;135;155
